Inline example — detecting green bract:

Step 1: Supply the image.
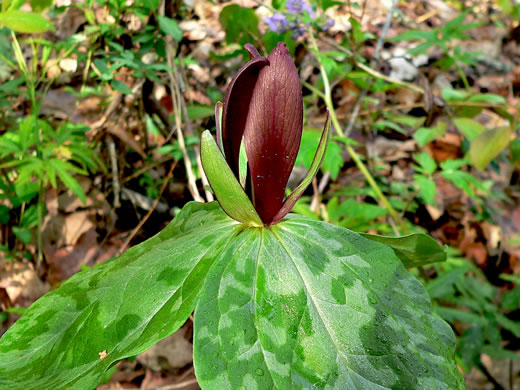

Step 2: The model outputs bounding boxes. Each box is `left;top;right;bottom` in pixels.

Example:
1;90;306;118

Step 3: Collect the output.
0;202;463;389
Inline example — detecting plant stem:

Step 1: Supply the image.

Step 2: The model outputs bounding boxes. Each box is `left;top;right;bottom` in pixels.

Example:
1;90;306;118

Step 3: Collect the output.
308;30;408;234
455;62;471;91
36;179;44;275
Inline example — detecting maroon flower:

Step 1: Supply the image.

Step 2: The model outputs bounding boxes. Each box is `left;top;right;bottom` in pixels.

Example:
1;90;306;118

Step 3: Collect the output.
204;42;329;226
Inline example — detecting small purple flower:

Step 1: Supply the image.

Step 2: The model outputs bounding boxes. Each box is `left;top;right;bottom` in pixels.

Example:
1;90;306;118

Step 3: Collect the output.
290;23;306;39
264;13;289;34
287;0;315;18
322;19;335;32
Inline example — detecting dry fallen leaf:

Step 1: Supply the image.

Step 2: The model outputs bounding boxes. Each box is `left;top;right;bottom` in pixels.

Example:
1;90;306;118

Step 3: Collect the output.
0;262;49;305
136;325;193;371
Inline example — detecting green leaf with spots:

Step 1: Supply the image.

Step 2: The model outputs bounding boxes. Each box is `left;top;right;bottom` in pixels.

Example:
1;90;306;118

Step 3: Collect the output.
1;202;462;389
194;215;464;389
0;202;239;390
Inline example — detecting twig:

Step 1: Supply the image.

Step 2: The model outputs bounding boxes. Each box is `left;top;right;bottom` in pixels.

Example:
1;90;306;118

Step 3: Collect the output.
176;63;214;202
158;0;203;203
310;176;319;213
318;172;331;194
310;172;330;211
119;161;178;254
120;156;173;185
107;136;120;208
477;361;505;390
157;378;198;390
173;365;194;383
372;0;398;68
356;61;424;94
164;37;203;203
302;80;326;99
89;79;146;136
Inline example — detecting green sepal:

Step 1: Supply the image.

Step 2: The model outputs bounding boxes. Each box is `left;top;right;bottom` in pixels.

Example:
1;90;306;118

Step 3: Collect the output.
200;130;263;227
360;232;447;268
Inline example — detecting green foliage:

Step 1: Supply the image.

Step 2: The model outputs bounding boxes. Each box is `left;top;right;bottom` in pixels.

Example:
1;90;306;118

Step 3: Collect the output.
296;129;343;180
158;16;183;42
414;120;448;147
413;152;438;205
469;126;512;171
0;117;99;203
219;4;259;45
327;197;388;231
428;250;520;371
0;10;54;33
391;12;480;60
0;1;518;387
0;0;54;32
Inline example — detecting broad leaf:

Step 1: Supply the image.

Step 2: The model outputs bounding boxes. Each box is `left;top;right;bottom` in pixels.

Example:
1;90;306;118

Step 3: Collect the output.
30;0;53;12
452;118;485;141
194;215;464;389
158;15;183;42
469;126;512;171
360;232;447;268
0;202;238;390
0;10;54;33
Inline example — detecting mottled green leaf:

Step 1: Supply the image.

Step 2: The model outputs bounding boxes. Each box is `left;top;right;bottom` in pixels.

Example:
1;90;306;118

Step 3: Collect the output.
0;202;238;390
194;215;463;389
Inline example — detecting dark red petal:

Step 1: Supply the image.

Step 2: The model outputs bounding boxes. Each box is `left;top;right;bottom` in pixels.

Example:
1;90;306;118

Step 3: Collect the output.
222;50;268;179
244;42;303;224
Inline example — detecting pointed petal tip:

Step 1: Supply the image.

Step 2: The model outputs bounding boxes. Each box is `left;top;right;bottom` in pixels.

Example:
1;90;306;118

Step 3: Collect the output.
270;42;290;57
222;53;269;178
244;43;262;60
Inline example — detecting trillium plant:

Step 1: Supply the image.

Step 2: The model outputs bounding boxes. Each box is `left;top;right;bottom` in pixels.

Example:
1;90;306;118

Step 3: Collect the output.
0;43;464;389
